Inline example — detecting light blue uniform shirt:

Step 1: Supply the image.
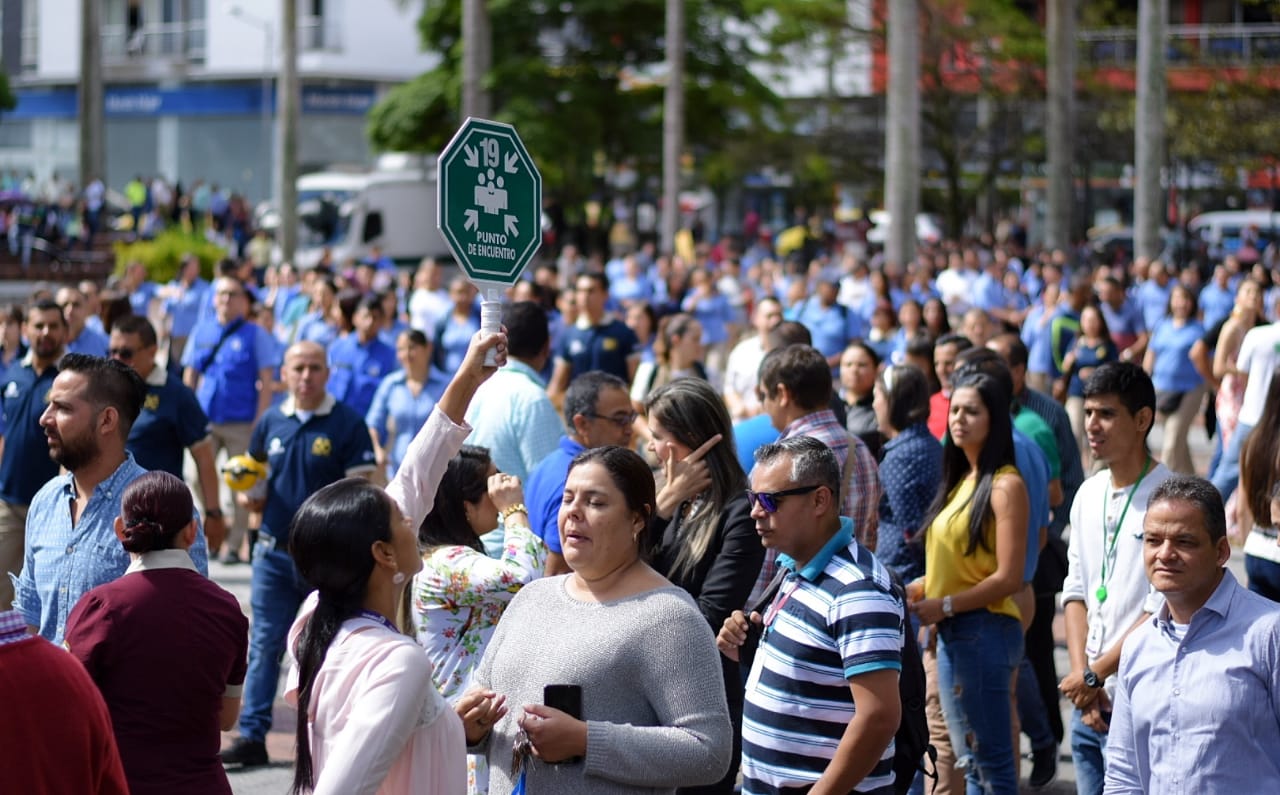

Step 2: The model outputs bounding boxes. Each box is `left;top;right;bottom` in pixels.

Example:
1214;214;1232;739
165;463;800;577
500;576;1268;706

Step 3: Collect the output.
1105;570;1280;794
163;278;210;338
13;454;209;644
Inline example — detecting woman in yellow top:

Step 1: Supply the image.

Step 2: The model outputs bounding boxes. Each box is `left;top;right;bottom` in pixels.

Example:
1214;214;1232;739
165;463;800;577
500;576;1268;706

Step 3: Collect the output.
911;367;1028;795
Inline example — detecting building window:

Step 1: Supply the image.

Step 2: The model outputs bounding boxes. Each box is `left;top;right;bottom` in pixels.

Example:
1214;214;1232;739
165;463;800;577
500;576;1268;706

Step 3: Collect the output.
301;0;341;52
20;0;38;73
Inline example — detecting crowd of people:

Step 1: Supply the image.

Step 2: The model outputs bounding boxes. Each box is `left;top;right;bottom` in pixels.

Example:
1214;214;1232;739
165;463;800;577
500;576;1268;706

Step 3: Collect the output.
1;222;1280;795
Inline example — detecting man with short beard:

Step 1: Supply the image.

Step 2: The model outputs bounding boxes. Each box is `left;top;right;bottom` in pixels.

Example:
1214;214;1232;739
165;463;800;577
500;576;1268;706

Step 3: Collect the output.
12;354;209;642
0;300;67;609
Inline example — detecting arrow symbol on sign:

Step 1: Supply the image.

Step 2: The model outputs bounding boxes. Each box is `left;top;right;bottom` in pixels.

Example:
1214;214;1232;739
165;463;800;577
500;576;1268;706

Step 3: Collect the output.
463;145;479;168
464;209;479;231
504;151;519;174
504;215;519;237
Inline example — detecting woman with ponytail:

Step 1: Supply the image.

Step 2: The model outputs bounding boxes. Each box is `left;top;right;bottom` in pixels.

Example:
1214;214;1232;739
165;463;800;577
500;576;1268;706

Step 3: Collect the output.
283;328;511;794
65;471;249;795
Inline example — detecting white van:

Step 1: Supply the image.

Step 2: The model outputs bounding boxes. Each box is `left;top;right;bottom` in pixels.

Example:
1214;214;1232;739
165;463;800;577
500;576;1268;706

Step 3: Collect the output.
287;153;451;269
1187;210;1280;260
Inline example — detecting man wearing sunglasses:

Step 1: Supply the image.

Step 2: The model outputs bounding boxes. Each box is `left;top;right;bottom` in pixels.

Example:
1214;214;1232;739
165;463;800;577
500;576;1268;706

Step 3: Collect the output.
719;436;904;794
109;315;225;552
744;344;882;609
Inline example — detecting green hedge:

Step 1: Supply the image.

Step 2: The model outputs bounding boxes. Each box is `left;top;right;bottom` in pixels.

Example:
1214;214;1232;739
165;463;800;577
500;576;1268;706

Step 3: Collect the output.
113;229;229;284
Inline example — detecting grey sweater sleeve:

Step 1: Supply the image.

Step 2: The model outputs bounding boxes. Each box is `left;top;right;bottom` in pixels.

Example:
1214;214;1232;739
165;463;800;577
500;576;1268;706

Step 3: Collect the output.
582;599;733;788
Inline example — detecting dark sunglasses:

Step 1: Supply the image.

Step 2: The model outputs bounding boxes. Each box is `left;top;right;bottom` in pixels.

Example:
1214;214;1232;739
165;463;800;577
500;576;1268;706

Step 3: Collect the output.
745;484;822;513
109;347;135;360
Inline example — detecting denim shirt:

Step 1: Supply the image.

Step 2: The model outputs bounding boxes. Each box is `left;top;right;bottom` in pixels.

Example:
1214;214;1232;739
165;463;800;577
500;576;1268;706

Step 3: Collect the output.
12;453;209;645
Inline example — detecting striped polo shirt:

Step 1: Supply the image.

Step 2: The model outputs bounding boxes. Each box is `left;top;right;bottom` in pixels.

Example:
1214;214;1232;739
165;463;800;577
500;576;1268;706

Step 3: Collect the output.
741;518;904;795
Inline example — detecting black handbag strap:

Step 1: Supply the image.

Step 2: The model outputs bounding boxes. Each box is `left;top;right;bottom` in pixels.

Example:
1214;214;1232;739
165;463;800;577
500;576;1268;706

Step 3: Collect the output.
197;317;246;374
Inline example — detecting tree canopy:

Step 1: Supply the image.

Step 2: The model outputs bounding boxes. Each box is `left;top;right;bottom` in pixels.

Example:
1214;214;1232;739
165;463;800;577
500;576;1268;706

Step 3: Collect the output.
368;0;782;208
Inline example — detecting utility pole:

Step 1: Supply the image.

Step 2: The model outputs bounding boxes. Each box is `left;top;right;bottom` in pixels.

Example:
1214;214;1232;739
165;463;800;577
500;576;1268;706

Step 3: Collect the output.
78;0;104;191
1134;0;1166;260
461;0;491;119
660;0;685;256
278;0;300;264
1046;0;1075;252
884;0;919;269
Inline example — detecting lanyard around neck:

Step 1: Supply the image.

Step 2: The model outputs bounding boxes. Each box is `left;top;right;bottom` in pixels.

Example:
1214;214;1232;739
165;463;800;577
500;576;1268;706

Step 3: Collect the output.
1097;456;1152;605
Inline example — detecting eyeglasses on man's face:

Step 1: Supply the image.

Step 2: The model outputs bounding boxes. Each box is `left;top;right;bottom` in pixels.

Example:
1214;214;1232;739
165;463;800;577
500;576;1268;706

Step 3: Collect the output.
583;411;638;429
745;484;822;514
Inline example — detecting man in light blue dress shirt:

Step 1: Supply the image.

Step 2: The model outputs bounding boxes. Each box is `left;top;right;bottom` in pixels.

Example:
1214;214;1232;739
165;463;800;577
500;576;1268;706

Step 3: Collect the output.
1105;475;1280;794
12;354;208;644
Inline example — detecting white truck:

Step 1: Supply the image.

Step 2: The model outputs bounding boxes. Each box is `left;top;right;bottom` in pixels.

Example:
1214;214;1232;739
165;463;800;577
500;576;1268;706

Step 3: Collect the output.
288;153;451;269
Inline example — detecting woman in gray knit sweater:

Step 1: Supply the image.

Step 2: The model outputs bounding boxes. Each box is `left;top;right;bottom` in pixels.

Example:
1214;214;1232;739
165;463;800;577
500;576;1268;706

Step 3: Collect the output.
468;445;733;794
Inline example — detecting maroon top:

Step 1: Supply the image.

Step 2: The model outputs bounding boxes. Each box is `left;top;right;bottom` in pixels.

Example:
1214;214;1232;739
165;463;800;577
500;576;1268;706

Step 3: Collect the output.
0;634;129;794
65;567;249;795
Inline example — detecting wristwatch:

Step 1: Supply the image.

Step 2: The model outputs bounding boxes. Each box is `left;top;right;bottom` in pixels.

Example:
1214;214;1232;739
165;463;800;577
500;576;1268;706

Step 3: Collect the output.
1083;667;1103;689
205;508;224;519
941;595;954;617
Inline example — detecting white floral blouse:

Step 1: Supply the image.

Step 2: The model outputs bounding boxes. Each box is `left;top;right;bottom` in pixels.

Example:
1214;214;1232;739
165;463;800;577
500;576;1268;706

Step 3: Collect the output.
411;521;547;702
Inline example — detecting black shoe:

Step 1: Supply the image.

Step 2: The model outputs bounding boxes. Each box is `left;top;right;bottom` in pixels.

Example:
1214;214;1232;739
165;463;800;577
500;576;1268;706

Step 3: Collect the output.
220;738;268;768
1029;745;1058;789
220;551;243;565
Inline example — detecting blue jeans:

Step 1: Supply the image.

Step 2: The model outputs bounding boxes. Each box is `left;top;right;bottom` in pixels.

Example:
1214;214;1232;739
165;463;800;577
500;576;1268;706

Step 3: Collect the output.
238;544;312;742
1069;707;1108;795
936;610;1023;795
1246;554;1280;602
1016;654;1055;751
1211;421;1253;500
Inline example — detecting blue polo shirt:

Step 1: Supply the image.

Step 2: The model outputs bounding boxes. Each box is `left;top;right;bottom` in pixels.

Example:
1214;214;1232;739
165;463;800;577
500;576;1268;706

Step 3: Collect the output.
523;435;584;553
163;278;211;339
0;357;60;505
66;327;109;358
181;317;278;423
129;282;160;317
327;333;399;418
1012;428;1049;582
250;395;376;541
126;366;210;477
793;299;864;362
556;317;638;382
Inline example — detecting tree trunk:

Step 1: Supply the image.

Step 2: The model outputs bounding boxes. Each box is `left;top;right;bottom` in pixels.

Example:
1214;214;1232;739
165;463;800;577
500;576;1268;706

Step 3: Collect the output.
277;0;300;264
1134;0;1166;260
1046;0;1075;252
78;0;104;192
885;0;920;269
462;0;491;119
660;0;685;255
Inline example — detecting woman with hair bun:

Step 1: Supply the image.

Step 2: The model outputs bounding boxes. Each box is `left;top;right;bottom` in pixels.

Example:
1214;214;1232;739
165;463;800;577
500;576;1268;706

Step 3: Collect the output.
65;471;249;795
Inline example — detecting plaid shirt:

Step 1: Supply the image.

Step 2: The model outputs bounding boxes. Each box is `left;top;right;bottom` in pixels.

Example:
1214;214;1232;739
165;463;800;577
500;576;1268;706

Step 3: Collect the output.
745;409;883;606
0;609;26;645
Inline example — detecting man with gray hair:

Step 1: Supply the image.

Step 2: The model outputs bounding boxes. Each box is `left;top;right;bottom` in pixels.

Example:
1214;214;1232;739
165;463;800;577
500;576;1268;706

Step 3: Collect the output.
1105;474;1280;793
523;370;633;576
719;435;904;794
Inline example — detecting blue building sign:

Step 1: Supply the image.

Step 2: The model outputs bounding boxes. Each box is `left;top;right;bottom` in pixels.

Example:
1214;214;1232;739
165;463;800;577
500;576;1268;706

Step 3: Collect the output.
9;84;377;120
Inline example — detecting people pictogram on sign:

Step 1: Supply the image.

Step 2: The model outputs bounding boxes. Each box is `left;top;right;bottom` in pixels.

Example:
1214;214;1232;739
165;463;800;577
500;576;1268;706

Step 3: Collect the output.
475;169;508;215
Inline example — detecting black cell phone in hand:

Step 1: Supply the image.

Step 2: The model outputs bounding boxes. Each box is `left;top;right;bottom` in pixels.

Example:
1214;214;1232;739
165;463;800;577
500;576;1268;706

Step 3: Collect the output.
543;684;584;765
543;684;583;719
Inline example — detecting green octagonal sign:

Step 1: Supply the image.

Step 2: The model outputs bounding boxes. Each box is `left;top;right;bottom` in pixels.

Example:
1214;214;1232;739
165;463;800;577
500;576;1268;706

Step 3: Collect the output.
438;118;542;285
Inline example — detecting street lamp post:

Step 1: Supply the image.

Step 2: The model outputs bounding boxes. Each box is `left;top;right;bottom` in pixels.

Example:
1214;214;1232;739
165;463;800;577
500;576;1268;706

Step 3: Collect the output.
227;4;274;208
